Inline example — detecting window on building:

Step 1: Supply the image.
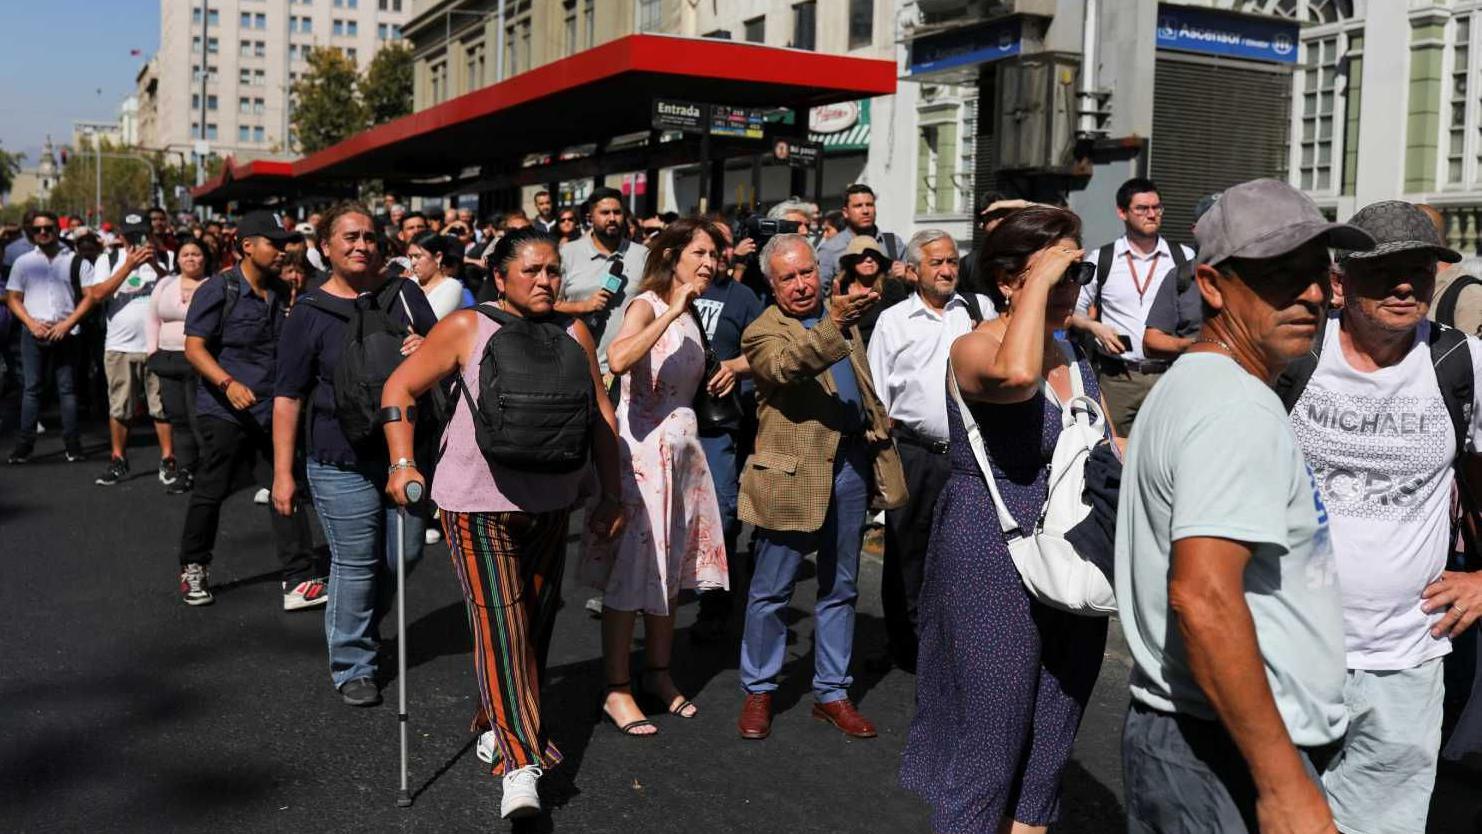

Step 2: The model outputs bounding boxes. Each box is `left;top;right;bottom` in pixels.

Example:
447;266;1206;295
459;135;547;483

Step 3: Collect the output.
291;16;312;34
254;126;266;142
638;0;661;32
239;12;251;28
333;19;344;36
378;0;402;10
1295;35;1342;193
239;97;251;113
466;42;486;90
255;13;266;29
239;39;252;57
583;0;595;49
1449;16;1470;185
743;16;765;43
704;29;731;40
430;60;448;104
192;36;202;53
193;8;218;25
239;125;251;142
208;37;219;53
504;3;533;78
192;123;219;141
255;41;266;57
348;20;358;36
848;0;873;49
792;2;816;51
563;0;577;56
346;47;358;62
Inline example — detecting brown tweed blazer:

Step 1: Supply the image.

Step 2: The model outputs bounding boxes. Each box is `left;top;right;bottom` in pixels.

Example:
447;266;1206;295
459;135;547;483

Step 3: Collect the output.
738;307;907;533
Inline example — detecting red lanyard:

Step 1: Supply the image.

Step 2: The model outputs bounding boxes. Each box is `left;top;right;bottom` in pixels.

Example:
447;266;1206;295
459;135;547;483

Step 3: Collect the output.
1125;250;1161;302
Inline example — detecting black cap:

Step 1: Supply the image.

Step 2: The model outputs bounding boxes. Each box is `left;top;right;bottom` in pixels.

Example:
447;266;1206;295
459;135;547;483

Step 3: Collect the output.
119;209;150;237
236;210;301;244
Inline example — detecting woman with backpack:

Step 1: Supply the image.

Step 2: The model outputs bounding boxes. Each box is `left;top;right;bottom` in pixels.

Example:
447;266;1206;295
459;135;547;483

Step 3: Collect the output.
899;207;1115;834
580;217;731;737
381;227;624;820
145;237;213;493
271;202;439;708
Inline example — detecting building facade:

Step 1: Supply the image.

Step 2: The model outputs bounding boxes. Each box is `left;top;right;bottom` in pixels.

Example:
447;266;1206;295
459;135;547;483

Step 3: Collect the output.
141;0;411;163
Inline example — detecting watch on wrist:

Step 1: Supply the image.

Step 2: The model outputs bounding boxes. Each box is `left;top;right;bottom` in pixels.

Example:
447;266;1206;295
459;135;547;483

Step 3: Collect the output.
218;376;235;393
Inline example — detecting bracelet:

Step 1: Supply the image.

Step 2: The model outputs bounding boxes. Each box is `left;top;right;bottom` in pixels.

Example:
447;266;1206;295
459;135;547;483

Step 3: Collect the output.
218;376;235;393
387;458;418;475
377;405;417;425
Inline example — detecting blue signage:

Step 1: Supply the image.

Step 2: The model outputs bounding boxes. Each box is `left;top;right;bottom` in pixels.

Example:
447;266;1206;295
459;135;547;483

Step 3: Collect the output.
909;18;1022;76
1155;4;1299;64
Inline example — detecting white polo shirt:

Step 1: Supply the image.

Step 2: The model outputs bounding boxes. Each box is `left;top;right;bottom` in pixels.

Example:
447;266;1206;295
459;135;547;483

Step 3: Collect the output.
6;248;80;326
1075;236;1194;362
866;291;997;443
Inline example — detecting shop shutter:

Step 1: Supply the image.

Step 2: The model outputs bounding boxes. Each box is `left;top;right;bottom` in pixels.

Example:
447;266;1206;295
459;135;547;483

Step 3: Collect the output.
1151;55;1293;247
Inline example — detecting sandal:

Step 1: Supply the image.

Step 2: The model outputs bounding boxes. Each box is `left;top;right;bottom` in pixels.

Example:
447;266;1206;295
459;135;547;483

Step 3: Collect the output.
642;666;698;719
600;681;657;737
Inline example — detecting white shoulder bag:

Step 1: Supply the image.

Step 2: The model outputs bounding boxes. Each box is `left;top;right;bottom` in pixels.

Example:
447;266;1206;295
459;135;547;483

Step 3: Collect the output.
947;357;1116;616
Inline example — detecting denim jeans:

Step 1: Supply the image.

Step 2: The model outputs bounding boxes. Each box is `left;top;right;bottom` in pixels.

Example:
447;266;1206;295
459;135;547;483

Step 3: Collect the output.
306;458;425;688
18;329;79;445
697;431;743;622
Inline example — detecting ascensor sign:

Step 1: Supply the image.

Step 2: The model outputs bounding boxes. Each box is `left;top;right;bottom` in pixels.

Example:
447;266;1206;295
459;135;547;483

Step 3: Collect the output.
1155;4;1299;65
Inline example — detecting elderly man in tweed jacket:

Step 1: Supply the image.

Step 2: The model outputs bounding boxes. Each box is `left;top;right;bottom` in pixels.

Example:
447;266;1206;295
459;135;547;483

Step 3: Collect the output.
736;233;907;742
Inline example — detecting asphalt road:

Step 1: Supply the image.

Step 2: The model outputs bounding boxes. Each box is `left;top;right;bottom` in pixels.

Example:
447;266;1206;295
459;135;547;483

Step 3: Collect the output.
2;418;1479;833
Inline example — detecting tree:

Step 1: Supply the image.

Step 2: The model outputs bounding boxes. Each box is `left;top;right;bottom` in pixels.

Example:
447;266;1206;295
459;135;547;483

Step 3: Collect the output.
0;143;24;200
291;47;366;154
360;43;413;127
48;137;152;225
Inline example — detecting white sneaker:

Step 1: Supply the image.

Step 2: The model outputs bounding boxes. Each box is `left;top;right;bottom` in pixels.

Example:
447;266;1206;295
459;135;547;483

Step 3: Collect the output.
424;527;442;545
253;487;270;505
500;764;542;819
584;594;604;616
475;730;498;765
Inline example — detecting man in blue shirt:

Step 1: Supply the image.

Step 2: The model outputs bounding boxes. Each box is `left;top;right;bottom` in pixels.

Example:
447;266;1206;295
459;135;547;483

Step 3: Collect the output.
177;211;318;611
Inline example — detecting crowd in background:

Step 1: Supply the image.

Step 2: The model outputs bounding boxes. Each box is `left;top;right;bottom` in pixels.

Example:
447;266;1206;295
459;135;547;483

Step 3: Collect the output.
7;174;1482;833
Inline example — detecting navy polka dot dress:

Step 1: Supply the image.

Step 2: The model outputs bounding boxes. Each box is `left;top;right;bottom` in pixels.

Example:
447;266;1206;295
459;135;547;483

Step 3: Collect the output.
900;349;1109;831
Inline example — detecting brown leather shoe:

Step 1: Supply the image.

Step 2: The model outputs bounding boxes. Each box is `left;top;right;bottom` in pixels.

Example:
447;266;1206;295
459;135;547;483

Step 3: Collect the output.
738;693;773;740
811;698;877;738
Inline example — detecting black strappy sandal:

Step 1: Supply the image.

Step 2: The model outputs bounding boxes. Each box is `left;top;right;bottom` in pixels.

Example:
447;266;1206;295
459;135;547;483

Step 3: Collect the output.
642;666;698;719
600;681;657;737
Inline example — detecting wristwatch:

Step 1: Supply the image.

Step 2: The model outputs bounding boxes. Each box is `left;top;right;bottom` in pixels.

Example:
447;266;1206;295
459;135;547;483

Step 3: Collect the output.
218;376;235;393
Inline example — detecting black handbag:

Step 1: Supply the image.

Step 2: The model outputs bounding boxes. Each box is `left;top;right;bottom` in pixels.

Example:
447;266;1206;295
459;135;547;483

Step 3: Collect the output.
688;305;743;435
146;349;195;382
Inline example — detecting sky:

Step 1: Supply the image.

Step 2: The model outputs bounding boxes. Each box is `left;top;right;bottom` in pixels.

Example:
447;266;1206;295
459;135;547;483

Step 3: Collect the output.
0;1;160;165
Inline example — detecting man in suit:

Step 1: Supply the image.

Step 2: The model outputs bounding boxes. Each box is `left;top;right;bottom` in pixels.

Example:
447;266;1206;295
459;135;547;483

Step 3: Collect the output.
736;233;908;741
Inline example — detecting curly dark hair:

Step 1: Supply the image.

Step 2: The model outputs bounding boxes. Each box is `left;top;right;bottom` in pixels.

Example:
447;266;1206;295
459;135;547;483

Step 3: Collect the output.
977;206;1083;313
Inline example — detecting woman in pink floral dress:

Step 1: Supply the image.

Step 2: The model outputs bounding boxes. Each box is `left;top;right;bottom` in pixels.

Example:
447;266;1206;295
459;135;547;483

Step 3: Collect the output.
582;217;731;736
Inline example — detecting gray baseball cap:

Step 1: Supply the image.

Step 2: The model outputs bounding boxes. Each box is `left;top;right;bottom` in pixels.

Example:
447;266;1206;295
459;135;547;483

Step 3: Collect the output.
1341;200;1461;263
1194;178;1374;266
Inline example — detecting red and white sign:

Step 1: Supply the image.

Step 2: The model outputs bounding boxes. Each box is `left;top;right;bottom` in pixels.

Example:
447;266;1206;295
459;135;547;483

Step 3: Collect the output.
809;101;860;134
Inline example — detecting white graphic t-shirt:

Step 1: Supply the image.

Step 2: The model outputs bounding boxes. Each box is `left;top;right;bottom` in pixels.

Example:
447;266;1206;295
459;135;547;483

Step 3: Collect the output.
1290;317;1482;670
83;250;174;353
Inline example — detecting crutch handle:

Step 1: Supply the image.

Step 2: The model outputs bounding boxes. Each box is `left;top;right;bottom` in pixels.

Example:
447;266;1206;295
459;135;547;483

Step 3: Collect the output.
404;481;424;504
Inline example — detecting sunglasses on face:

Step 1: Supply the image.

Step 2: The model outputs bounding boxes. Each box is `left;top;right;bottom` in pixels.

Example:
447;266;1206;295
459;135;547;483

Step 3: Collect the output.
1062;261;1096;286
31;224;56;234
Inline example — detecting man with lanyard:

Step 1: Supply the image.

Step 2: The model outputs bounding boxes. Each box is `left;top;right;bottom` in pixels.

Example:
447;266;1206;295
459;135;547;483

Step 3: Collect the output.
5;211;95;463
816;184;908;294
554;187;645;381
1277;200;1482;834
84;210;178;488
1069;177;1194;433
866;229;995;674
177;211;319;610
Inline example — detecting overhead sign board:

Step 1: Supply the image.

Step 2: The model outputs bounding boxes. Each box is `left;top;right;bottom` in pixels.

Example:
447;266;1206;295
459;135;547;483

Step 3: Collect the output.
652;99;766;140
1155;4;1299;64
773;138;821;168
710;105;766;140
908;18;1022;76
652;99;706;133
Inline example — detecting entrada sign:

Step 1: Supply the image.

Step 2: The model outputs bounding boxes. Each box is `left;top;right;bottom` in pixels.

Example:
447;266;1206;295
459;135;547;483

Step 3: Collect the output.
1155;4;1299;64
652;99;766;140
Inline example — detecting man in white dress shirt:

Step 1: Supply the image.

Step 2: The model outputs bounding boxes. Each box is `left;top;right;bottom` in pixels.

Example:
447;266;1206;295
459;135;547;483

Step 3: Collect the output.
866;229;995;672
1068;178;1195;433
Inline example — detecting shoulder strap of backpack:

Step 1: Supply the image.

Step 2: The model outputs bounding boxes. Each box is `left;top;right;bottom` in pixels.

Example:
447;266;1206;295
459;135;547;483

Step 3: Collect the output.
1168;243;1193;294
1092;242;1116;317
473;302;516;327
1435;274;1482;329
215;271;240;351
1273;319;1328;413
958;291;984;324
69;253;86;303
1429;322;1475;458
882;233;900;262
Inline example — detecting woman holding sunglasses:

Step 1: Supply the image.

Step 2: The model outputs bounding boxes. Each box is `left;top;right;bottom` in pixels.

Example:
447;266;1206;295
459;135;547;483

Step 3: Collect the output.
900;206;1115;834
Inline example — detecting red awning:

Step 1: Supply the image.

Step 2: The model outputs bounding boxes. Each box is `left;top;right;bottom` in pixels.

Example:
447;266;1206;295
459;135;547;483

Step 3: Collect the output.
195;33;896;204
190;156;295;205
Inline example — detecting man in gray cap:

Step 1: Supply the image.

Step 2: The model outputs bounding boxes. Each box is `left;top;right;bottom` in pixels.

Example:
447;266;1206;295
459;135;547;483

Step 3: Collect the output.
1116;178;1373;833
1272;200;1482;834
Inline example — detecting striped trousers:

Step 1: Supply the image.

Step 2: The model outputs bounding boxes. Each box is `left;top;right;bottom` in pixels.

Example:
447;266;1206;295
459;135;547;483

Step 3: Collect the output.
442;509;570;775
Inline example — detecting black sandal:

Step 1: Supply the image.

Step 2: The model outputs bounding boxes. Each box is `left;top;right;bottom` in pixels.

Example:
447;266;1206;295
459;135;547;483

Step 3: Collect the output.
600;681;657;737
642;667;698;719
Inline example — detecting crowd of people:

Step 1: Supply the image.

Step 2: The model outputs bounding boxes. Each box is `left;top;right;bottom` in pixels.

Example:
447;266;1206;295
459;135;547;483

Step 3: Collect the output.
5;172;1482;832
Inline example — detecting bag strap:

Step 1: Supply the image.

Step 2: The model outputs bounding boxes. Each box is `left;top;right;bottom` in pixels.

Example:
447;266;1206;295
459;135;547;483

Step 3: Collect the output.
213;271;240;352
1435;274;1482;329
1429;321;1474;459
1274;317;1329;412
947;358;1023;539
958;292;984;324
69;253;86;304
1092;242;1116;318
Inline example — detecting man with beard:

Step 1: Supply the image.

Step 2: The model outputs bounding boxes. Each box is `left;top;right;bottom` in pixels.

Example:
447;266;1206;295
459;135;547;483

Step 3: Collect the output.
554;187;646;377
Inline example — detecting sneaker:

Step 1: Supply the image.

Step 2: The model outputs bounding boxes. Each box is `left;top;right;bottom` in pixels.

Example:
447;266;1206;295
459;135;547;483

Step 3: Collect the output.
179;563;213;606
585;594;604;617
166;469;193;495
476;730;500;766
339;677;382;707
158;456;179;486
64;442;86;463
253;487;270;505
283;578;329;611
95;457;129;486
424;527;442;545
7;443;33;465
500;764;543;819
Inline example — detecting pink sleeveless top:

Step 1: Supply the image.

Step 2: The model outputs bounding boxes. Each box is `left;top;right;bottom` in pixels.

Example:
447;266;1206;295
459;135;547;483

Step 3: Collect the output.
430;310;594;513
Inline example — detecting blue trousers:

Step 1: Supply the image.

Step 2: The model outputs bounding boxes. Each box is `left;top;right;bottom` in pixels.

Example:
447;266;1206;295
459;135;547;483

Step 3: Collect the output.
740;437;868;704
698;431;743;621
306;458;425;688
18;330;79;445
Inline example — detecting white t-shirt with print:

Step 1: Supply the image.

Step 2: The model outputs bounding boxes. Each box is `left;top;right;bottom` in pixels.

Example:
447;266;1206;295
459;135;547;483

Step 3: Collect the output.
1289;317;1482;670
83;250;174;353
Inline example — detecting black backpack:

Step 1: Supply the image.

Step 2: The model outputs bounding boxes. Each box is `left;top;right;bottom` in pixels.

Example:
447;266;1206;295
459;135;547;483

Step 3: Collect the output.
304;277;415;446
1091;239;1190;314
1435;274;1482;330
451;304;594;473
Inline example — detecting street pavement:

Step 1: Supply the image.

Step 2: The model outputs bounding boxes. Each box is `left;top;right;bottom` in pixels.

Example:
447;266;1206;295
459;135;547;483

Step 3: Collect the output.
2;420;1479;833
